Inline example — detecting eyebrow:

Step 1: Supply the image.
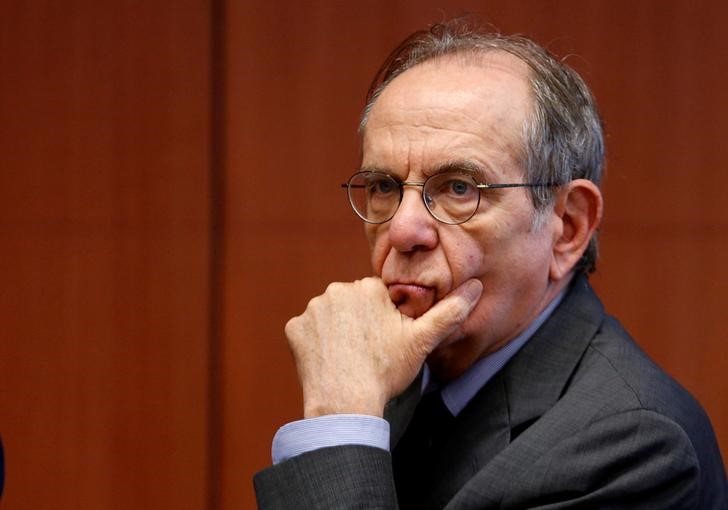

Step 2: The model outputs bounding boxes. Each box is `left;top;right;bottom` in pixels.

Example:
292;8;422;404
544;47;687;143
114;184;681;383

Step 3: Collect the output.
357;164;392;175
357;159;494;182
430;160;491;182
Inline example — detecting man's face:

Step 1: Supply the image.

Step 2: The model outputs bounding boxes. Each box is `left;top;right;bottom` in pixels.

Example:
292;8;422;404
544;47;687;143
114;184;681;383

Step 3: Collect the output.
361;54;562;380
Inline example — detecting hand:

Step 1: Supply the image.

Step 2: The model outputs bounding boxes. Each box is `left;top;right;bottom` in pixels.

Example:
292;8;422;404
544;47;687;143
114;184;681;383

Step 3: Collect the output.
285;276;483;418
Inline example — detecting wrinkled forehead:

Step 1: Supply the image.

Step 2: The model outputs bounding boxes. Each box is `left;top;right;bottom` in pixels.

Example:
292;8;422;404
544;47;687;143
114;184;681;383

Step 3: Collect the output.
364;50;533;127
361;51;534;173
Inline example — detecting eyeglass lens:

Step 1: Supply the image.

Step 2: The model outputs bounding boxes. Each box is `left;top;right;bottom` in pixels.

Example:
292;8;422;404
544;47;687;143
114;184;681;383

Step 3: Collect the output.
346;172;481;224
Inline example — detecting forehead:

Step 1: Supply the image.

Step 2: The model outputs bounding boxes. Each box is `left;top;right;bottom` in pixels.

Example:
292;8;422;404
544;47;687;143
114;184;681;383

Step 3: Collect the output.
362;52;532;178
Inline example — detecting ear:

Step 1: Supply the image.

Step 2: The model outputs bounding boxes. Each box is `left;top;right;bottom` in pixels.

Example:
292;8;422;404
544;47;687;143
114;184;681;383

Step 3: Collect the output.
549;179;603;281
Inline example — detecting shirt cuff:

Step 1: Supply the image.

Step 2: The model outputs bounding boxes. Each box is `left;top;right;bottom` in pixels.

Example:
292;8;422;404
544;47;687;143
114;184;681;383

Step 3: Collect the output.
271;414;390;464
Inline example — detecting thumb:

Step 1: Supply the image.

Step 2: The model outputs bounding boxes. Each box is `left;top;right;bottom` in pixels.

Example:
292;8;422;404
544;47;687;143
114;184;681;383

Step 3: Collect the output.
411;279;483;352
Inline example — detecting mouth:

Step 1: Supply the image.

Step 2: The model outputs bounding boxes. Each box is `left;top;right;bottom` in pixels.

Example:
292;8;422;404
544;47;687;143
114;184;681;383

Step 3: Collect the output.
387;283;437;319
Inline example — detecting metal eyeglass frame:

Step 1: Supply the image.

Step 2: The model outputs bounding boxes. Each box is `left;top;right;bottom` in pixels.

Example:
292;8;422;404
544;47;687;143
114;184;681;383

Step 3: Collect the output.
341;171;557;225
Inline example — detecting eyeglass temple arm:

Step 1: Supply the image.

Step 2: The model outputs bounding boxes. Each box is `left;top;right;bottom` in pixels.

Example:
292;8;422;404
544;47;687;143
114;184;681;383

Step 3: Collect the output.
475;183;557;189
342;182;557;189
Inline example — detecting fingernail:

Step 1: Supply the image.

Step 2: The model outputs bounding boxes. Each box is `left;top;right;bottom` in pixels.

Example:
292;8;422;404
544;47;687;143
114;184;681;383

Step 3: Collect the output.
463;279;483;303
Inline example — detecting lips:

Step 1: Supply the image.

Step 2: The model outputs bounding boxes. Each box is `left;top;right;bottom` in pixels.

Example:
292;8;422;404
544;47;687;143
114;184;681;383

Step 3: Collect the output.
388;283;436;318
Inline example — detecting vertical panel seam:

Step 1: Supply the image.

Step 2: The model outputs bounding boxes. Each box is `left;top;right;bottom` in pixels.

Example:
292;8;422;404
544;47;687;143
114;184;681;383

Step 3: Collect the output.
208;0;226;508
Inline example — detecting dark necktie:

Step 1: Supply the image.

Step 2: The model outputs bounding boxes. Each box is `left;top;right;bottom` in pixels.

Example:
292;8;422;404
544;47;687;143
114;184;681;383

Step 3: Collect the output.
392;390;455;509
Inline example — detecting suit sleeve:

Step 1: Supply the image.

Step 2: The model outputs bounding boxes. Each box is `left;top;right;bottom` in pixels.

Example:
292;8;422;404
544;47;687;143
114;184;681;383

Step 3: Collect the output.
254;445;398;509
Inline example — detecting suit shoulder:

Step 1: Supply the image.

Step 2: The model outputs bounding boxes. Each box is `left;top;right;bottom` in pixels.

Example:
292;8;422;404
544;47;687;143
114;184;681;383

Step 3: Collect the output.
563;315;727;505
577;315;707;424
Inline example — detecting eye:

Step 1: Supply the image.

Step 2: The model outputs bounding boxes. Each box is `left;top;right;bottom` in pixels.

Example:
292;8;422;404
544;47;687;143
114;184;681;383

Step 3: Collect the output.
373;177;396;194
449;179;470;196
365;174;398;196
431;175;476;199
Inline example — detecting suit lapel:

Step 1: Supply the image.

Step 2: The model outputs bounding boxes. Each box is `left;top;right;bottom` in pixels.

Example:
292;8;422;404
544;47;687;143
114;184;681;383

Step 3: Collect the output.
386;277;607;507
446;277;605;471
445;277;607;508
501;276;604;436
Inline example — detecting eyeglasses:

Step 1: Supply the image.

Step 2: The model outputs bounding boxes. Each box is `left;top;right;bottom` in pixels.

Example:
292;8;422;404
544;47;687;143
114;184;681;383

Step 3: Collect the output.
341;171;556;225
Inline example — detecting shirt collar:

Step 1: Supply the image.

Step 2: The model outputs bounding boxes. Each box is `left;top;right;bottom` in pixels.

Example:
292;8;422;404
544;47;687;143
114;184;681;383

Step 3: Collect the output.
422;289;566;416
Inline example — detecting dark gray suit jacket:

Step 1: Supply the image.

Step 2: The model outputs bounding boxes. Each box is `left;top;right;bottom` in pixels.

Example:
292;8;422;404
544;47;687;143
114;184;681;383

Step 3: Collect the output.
254;277;727;508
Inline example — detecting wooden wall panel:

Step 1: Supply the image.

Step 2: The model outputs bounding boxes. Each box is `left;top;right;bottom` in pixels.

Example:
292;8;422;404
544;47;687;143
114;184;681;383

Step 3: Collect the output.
0;2;212;508
583;0;728;469
226;2;727;508
5;2;724;509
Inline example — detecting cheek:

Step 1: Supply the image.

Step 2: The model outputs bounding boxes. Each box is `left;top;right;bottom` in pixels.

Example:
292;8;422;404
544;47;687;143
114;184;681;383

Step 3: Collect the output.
448;212;523;278
441;233;488;282
366;225;388;273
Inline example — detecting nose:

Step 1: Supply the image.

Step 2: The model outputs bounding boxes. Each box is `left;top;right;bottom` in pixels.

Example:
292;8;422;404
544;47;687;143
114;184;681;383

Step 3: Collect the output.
387;187;438;252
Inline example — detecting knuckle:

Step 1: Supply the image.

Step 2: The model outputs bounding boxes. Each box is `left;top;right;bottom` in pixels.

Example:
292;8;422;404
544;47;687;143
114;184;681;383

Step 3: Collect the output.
284;316;298;333
325;281;344;294
284;316;302;340
359;276;385;294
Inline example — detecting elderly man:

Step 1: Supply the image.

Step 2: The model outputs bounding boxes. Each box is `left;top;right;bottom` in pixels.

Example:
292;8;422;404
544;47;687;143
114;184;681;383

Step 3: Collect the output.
254;20;726;509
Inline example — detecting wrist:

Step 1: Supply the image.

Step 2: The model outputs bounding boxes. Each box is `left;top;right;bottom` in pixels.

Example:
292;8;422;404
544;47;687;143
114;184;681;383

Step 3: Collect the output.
303;394;387;419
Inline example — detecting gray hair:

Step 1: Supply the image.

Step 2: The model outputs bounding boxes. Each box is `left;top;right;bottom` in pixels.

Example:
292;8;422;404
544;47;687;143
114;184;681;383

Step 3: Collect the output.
359;19;604;274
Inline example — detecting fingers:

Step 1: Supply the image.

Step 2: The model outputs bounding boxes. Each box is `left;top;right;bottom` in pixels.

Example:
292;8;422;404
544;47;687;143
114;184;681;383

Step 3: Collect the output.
283;277;409;416
283;277;482;416
412;278;483;353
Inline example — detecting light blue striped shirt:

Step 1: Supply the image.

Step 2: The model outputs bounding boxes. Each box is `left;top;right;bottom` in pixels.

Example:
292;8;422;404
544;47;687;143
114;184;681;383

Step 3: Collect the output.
272;291;565;464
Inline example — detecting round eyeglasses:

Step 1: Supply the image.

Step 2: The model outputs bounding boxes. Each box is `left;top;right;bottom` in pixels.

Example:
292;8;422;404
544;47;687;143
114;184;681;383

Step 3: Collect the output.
342;171;556;225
